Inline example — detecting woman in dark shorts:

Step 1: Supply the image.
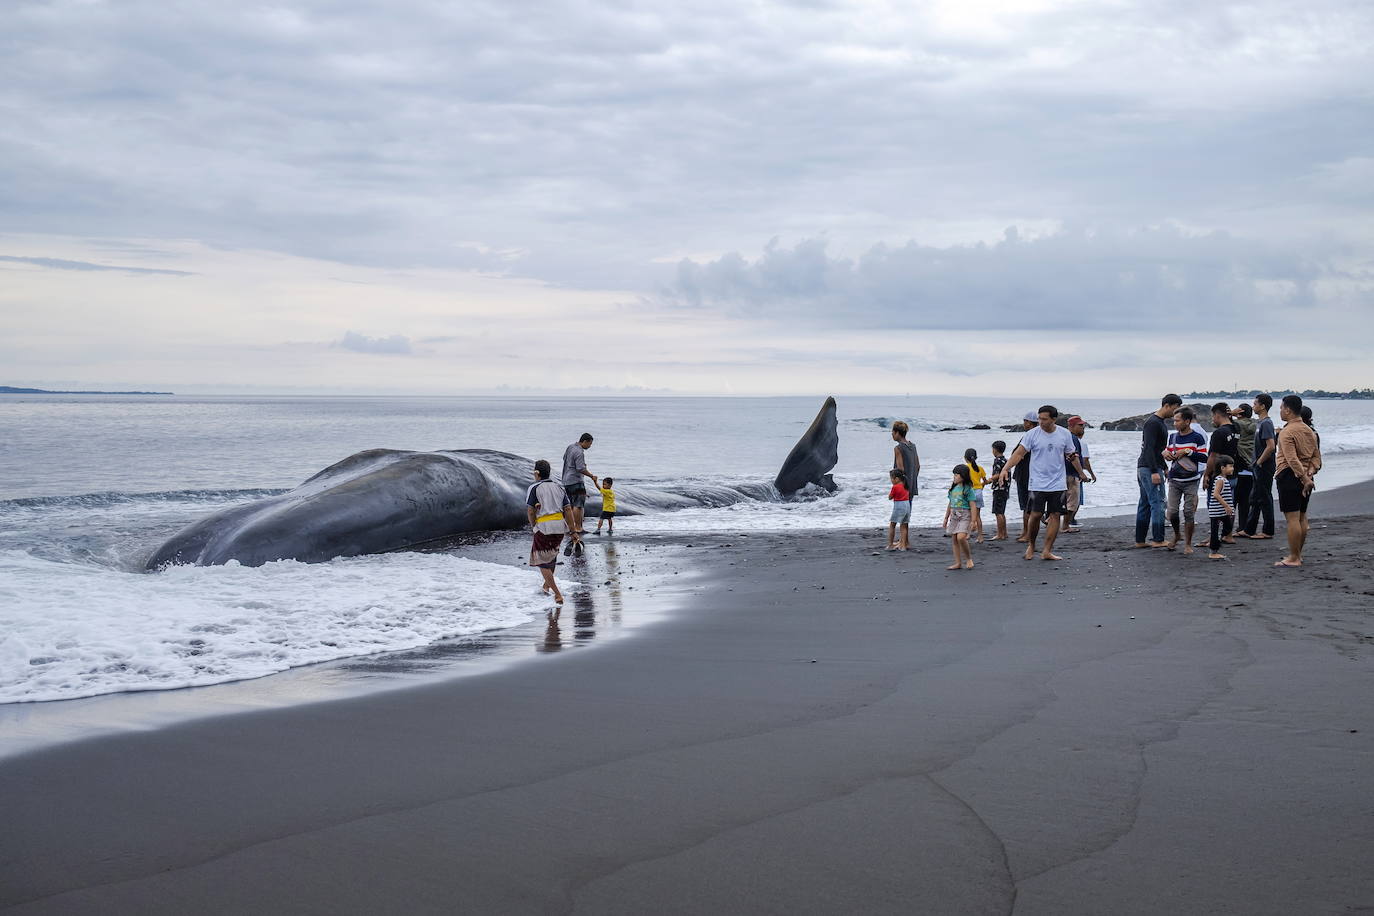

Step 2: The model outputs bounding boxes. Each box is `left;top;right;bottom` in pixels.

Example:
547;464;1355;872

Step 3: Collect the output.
526;459;576;605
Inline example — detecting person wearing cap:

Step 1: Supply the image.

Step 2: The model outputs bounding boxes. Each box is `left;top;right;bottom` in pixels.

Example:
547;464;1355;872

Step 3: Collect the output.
1061;416;1096;532
1013;411;1036;543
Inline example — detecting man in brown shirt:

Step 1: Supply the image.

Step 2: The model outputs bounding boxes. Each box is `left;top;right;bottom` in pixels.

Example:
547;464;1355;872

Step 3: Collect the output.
1274;394;1322;567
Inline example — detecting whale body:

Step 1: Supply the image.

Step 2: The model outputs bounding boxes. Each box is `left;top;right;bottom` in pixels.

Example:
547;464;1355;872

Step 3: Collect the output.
145;398;841;569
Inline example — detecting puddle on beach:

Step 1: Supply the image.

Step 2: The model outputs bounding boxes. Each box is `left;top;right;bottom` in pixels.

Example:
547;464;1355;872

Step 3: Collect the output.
0;533;698;761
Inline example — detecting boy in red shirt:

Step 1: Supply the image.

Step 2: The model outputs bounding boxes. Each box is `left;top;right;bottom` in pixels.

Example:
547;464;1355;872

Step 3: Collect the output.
887;469;911;551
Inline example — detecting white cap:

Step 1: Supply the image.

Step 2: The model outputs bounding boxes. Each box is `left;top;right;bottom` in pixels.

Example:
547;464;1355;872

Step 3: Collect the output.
1023;411;1038;422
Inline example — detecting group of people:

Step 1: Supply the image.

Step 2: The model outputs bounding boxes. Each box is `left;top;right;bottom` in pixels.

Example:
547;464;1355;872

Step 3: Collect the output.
886;408;1096;569
526;433;618;605
1135;393;1323;567
886;391;1324;570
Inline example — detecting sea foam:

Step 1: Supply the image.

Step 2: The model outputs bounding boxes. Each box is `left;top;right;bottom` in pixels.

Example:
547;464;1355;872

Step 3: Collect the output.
0;550;554;703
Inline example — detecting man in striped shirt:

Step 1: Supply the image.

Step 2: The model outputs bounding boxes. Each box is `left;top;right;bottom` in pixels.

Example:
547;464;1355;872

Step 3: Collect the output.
1164;407;1208;554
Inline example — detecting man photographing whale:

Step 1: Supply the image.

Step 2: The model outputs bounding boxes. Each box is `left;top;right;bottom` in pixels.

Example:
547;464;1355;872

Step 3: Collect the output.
561;433;599;555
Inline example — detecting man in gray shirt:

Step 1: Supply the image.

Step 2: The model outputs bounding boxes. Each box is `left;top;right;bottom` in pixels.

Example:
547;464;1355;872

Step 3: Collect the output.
561;433;598;554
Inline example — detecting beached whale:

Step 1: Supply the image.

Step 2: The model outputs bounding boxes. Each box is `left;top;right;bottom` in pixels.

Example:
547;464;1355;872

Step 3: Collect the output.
145;398;841;568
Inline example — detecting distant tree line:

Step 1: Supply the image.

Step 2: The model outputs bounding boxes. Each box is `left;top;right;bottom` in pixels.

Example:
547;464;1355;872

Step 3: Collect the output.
1181;388;1374;400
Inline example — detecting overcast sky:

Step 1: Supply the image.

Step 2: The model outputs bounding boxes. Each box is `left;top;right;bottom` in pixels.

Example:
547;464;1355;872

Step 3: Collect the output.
3;0;1371;395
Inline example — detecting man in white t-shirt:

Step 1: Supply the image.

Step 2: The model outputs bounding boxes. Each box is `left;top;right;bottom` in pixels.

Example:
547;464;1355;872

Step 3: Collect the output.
994;405;1089;561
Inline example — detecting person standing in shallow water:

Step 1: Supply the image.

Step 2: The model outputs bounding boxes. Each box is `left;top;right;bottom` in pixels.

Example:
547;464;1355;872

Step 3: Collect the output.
527;459;577;606
561;433;598;556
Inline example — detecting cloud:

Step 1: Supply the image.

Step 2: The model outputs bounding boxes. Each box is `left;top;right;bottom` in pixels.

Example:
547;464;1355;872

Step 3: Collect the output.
334;331;413;355
657;226;1331;331
0;255;193;276
2;0;1371;291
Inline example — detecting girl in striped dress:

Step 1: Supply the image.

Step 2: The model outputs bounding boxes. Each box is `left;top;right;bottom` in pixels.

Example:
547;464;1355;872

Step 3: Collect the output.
1207;455;1237;560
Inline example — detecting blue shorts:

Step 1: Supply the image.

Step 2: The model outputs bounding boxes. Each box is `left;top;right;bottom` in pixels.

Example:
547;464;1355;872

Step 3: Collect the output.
890;500;911;524
972;489;985;508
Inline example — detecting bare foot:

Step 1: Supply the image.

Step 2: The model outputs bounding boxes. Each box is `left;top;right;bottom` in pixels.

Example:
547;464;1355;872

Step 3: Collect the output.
991;535;1007;541
1183;546;1194;555
1274;558;1302;567
1023;548;1035;560
1222;537;1236;544
1015;536;1029;543
885;545;897;551
946;563;962;570
1250;534;1273;540
1208;553;1227;560
963;560;975;569
1131;542;1150;549
1041;553;1064;561
1164;539;1177;551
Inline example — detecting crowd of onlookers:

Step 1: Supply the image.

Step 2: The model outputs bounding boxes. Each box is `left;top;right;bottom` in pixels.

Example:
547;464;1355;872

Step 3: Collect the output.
1133;392;1321;567
884;393;1324;569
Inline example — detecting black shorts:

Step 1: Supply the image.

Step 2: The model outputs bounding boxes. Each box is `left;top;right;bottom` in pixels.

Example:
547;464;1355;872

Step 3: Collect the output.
991;489;1009;515
600;511;616;519
1027;490;1065;515
1015;479;1029;512
1275;469;1310;514
565;483;587;509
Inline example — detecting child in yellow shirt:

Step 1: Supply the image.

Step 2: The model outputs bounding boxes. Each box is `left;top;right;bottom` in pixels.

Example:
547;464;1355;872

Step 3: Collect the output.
594;477;617;534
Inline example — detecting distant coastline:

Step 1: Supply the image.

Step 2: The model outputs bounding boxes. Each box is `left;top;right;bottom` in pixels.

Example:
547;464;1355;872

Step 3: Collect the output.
1182;388;1374;401
0;385;174;395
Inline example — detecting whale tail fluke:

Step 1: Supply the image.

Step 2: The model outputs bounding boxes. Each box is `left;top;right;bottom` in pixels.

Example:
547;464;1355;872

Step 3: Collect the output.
774;396;839;495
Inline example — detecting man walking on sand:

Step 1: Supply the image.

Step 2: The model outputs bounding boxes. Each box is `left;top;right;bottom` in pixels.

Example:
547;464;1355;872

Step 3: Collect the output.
561;433;599;557
1274;394;1322;567
1134;394;1180;548
994;405;1089;561
1241;393;1277;540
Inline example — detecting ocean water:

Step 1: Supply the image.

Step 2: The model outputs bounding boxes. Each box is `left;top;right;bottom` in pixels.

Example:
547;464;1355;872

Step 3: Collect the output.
3;393;1372;704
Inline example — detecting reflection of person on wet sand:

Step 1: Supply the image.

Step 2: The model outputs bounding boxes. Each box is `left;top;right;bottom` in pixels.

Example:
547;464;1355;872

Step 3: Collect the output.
526;459;577;605
540;616;562;652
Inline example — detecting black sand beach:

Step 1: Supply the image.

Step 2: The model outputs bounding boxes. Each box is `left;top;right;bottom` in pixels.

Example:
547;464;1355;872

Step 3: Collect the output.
3;485;1372;914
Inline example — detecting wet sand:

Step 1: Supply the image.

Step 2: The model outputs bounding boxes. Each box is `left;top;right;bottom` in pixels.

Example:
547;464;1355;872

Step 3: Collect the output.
2;484;1372;914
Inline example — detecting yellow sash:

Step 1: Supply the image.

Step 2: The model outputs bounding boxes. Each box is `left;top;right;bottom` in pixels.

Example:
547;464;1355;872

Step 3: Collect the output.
536;511;564;524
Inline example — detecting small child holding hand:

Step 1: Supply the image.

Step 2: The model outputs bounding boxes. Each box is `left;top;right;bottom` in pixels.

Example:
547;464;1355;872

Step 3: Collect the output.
887;469;911;551
594;477;617;535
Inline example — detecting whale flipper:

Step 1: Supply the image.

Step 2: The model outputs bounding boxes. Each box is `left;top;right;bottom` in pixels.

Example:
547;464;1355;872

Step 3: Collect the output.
774;396;839;495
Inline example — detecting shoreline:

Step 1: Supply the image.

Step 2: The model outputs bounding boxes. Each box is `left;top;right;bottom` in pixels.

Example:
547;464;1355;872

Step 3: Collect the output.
2;482;1371;912
0;533;703;760
4;476;1373;758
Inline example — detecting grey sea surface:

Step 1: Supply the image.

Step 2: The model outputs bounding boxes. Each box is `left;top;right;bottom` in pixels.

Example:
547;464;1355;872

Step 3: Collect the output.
2;394;1371;739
